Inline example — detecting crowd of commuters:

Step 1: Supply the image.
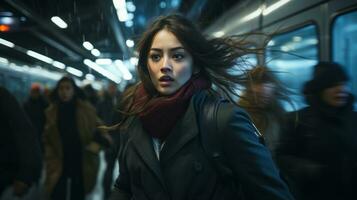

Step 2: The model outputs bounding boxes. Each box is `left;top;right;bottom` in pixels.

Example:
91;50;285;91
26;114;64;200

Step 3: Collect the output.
0;13;356;200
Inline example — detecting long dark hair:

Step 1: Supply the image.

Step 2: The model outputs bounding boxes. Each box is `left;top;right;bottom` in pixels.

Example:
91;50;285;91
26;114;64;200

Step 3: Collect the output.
50;76;85;103
120;14;256;115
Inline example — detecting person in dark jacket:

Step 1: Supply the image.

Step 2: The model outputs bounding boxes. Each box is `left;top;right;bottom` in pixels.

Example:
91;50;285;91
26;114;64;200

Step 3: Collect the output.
23;83;48;151
109;14;294;200
277;62;357;200
0;86;42;197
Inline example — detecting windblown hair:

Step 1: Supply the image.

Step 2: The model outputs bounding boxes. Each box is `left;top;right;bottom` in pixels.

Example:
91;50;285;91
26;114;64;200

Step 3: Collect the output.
120;14;258;119
244;65;292;106
50;76;85;103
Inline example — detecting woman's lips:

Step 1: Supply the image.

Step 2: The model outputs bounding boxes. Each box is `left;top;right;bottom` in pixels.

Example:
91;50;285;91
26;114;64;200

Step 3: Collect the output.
159;76;174;87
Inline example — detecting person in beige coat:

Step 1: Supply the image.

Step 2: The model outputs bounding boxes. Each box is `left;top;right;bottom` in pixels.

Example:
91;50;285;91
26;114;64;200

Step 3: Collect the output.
43;76;110;200
238;66;290;155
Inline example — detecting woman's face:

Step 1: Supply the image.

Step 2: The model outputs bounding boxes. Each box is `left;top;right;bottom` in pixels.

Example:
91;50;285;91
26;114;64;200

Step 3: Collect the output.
58;80;74;102
147;29;194;95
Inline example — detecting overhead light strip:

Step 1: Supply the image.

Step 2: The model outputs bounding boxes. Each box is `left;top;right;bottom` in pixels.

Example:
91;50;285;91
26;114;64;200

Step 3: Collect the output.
83;59;120;83
51;16;68;29
0;37;15;48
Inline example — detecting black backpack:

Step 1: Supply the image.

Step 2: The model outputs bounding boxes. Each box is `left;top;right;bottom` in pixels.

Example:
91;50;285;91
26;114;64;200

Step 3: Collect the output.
198;95;264;181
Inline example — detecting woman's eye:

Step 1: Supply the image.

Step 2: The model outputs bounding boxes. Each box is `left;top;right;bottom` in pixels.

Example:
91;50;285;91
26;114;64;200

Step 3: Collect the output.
150;54;161;62
173;53;184;60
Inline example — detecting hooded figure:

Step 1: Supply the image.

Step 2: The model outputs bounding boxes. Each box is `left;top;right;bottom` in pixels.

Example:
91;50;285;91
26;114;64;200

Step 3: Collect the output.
277;62;357;200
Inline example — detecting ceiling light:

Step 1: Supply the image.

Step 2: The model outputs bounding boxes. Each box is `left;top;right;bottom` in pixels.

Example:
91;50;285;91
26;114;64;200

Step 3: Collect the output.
263;0;291;16
127;13;134;21
51;16;68;29
0;17;14;24
115;59;133;80
0;37;15;48
26;50;53;64
0;56;9;64
126;39;134;48
117;10;129;22
66;66;83;77
160;1;167;9
241;7;263;23
125;20;133;27
126;2;136;12
83;59;120;83
83;41;94;50
130;57;138;66
52;61;66;69
85;73;95;81
91;48;101;57
95;58;112;65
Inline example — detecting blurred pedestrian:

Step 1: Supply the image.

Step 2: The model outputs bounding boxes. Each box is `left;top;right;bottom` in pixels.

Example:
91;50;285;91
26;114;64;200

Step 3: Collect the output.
0;86;42;198
23;83;48;151
277;62;357;200
43;76;111;200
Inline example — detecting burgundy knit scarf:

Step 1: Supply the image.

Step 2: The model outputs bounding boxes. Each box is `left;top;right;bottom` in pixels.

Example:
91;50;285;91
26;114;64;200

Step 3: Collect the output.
133;75;211;139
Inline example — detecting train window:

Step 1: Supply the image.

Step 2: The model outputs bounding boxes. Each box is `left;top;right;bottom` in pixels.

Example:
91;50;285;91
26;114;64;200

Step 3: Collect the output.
265;24;318;111
332;10;357;105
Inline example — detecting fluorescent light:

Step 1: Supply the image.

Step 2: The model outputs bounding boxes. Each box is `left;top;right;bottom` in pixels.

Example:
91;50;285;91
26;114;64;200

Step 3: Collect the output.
0;56;9;64
85;73;95;81
26;50;53;64
125;20;133;27
95;58;112;65
115;59;132;80
117;10;129;22
0;38;15;48
66;66;83;77
83;59;120;83
213;31;225;38
126;2;136;12
130;57;138;66
91;48;101;57
51;16;68;29
241;7;263;23
52;61;66;69
263;0;290;16
127;13;134;21
126;39;134;48
83;41;94;50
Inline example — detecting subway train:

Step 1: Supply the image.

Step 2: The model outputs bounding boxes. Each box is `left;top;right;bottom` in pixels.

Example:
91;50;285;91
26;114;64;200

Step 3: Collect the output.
0;60;59;103
205;0;357;110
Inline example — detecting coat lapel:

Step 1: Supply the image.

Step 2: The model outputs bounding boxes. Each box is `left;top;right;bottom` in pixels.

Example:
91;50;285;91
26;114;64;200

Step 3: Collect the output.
130;118;167;188
160;100;199;163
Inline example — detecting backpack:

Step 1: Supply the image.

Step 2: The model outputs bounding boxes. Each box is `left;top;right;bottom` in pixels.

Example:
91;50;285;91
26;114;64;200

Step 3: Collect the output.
198;95;265;181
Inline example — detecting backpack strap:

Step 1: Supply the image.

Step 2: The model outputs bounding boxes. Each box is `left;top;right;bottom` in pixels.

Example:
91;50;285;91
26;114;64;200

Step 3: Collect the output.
199;95;234;179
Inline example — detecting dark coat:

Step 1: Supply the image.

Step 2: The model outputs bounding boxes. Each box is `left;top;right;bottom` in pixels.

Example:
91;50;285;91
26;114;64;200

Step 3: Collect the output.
110;91;294;200
0;87;42;193
277;94;357;200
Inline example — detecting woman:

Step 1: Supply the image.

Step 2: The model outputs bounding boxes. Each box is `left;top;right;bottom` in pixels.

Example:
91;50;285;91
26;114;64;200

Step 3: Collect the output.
238;66;289;154
43;76;109;200
110;14;294;200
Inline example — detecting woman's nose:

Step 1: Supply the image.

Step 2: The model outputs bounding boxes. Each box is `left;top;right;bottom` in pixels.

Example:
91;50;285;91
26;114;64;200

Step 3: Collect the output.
160;56;172;73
